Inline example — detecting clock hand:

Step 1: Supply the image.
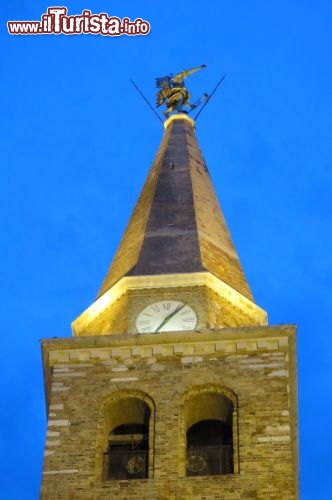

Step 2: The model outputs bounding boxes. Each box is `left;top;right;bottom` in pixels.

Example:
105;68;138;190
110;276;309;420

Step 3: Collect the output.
154;303;186;333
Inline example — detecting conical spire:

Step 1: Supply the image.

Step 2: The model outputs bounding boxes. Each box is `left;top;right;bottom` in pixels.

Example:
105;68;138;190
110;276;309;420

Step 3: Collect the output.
97;114;253;302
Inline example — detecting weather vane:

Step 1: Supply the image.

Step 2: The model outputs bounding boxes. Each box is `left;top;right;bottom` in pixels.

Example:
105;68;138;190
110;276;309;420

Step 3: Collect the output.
130;65;226;123
155;64;207;119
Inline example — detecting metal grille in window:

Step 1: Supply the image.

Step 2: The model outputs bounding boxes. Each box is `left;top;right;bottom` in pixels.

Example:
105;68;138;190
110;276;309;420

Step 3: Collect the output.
186;445;233;476
103;449;148;480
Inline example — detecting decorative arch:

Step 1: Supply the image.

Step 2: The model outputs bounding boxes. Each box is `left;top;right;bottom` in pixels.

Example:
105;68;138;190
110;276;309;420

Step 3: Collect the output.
96;390;155;480
180;384;238;406
179;385;239;476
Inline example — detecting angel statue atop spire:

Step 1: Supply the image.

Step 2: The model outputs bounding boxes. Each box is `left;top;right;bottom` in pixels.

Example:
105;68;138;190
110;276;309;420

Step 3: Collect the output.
155;64;207;119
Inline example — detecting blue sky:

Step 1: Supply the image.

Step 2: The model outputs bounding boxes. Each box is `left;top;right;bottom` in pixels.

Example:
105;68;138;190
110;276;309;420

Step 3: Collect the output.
1;1;332;498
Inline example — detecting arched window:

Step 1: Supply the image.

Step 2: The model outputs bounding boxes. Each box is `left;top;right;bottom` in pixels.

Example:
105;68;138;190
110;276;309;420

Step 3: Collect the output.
102;397;151;480
182;390;236;476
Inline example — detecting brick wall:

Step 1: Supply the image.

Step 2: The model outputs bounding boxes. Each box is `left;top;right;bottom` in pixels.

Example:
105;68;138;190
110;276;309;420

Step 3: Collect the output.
41;325;298;499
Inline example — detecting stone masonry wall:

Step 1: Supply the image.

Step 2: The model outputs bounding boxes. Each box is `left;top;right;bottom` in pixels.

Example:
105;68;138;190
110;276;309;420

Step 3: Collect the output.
40;326;297;500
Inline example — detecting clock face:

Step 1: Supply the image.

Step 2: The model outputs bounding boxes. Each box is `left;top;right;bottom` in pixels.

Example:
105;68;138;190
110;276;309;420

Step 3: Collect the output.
136;301;197;333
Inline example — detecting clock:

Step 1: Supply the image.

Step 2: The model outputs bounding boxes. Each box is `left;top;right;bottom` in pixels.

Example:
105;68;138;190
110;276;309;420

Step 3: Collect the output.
136;300;197;333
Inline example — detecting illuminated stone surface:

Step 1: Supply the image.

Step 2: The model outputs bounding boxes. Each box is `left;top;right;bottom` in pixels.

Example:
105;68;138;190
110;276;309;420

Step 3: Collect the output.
40;114;298;499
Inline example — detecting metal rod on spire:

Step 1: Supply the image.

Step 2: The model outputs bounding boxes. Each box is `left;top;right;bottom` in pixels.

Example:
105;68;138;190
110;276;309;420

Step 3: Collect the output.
130;79;164;124
193;74;226;121
187;94;209;115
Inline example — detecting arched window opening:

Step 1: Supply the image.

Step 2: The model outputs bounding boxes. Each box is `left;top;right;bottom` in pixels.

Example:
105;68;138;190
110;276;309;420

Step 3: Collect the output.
184;391;235;476
103;398;150;480
186;419;233;476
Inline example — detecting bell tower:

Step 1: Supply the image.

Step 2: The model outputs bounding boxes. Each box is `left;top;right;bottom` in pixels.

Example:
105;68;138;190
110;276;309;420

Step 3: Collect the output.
41;114;298;499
